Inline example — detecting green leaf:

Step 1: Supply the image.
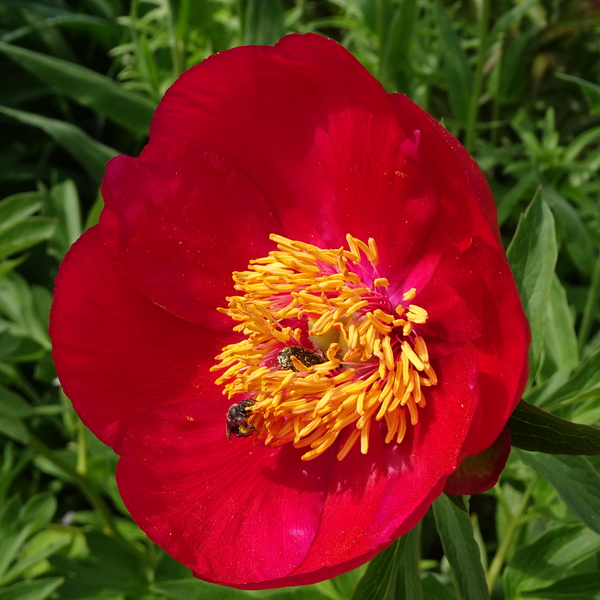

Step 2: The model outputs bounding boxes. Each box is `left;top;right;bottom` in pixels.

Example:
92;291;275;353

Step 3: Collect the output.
380;0;418;86
351;524;423;600
44;179;82;261
506;192;558;379
489;0;540;41
84;191;103;230
556;73;600;115
0;415;28;444
444;494;468;512
150;579;249;600
0;192;44;233
432;495;490;600
242;0;285;46
0;41;155;134
0;538;70;586
50;531;148;598
421;574;459;600
0;256;28;277
0;578;63;600
0;385;33;418
538;349;600;411
20;493;56;533
503;525;600;600
522;572;600;599
0;218;56;260
0;494;55;581
509;400;600;454
541;184;596;277
0;105;118;183
518;452;600;534
544;275;579;376
433;1;473;127
0;273;51;348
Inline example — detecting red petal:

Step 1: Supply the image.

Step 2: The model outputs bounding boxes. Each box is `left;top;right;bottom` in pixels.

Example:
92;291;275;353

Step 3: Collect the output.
144;33;495;287
116;345;479;588
387;94;502;250
459;237;530;454
443;427;511;495
50;226;234;451
101;148;321;327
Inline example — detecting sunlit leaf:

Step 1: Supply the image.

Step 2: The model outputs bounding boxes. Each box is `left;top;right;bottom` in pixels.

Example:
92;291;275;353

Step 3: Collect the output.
519;452;600;534
0;41;155;134
506;192;557;379
432;495;489;600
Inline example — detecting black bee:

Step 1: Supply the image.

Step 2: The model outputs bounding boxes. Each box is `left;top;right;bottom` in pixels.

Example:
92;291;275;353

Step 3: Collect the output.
277;346;325;372
226;398;255;442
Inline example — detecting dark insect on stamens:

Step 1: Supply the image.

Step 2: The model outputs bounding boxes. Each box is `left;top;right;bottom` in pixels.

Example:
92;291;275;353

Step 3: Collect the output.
226;398;255;442
277;346;325;372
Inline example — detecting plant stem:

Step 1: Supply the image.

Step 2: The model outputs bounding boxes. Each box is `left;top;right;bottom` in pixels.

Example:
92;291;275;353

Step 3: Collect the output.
76;418;87;475
578;253;600;355
486;478;535;592
376;0;388;80
27;430;155;570
465;0;490;153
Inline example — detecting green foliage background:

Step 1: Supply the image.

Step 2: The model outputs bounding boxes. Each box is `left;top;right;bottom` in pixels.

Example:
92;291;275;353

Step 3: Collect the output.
1;0;600;599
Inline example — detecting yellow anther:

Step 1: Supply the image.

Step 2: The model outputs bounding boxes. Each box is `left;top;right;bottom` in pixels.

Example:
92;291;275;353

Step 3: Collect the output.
402;288;417;302
215;233;437;461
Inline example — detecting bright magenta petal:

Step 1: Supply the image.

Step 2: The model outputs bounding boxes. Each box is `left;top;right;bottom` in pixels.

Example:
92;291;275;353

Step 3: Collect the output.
50;226;234;451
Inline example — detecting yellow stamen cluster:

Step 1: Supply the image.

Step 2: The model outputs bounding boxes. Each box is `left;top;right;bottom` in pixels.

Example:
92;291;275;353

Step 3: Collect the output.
212;234;437;461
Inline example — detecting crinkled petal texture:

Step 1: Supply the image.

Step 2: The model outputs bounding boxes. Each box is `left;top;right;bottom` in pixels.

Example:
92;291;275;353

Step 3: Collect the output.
50;33;529;589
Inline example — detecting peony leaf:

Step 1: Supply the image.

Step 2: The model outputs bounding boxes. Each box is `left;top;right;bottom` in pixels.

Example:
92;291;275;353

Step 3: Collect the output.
0;41;155;134
543;275;579;377
503;525;600;600
421;573;459;600
44;180;82;261
0;105;117;183
432;495;490;600
518;452;600;535
150;579;249;599
351;524;423;600
520;572;600;599
541;183;595;278
242;0;285;46
0;578;64;600
539;349;600;412
508;400;600;455
433;0;473;127
506;192;557;379
445;494;468;512
0;192;44;233
380;0;418;87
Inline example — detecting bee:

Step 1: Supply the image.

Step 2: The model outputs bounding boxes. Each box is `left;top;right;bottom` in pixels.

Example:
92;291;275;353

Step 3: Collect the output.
277;346;325;372
226;398;255;442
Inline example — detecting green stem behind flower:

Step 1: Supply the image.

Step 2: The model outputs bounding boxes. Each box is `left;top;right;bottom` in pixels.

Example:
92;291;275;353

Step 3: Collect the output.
486;478;535;592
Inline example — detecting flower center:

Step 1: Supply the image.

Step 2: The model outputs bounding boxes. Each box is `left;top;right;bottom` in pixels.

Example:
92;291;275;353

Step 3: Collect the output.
212;234;437;461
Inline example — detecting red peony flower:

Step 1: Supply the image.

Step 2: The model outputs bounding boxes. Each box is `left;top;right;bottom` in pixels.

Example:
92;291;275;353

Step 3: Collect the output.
50;34;529;589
